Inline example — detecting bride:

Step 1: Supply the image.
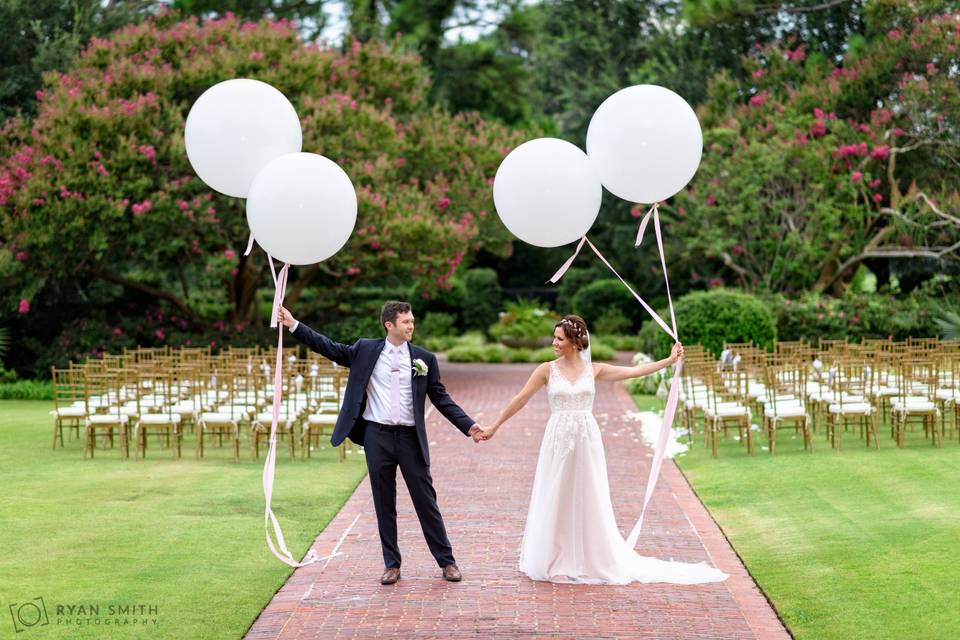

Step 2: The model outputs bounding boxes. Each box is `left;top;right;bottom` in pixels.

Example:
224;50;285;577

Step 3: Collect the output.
480;315;728;585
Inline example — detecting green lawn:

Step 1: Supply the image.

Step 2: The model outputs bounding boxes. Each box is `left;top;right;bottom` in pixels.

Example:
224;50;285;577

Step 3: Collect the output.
0;400;367;639
631;395;960;640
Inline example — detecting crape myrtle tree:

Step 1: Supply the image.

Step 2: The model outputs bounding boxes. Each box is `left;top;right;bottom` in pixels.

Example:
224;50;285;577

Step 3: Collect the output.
669;6;960;294
0;11;526;371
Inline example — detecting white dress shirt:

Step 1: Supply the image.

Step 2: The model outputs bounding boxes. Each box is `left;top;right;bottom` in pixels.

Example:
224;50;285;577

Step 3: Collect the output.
364;340;415;426
291;322;415;426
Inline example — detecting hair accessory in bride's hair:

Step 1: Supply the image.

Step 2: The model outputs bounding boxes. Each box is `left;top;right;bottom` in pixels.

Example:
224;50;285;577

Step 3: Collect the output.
560;318;583;336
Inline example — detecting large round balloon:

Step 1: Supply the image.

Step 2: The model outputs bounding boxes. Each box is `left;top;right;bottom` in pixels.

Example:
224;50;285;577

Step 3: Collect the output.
493;138;602;248
586;85;702;204
185;79;302;198
246;153;357;265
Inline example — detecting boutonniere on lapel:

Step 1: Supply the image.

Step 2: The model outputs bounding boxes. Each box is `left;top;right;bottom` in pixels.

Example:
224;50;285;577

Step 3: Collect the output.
412;358;429;377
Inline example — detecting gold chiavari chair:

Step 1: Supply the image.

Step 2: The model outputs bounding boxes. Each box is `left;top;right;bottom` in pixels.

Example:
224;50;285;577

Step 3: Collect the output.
50;366;86;447
83;370;130;459
251;362;301;460
826;359;878;450
301;368;346;461
932;345;959;440
677;350;713;446
169;362;203;434
762;364;811;454
891;358;939;447
133;365;182;459
703;366;753;457
196;366;241;462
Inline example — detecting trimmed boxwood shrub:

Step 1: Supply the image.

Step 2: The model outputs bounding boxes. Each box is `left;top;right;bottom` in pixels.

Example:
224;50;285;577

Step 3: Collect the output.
461;268;502;332
572;279;643;331
639;288;776;357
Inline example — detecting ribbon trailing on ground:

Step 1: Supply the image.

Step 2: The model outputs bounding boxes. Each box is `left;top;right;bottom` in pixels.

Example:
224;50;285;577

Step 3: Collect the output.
262;258;342;568
550;206;682;548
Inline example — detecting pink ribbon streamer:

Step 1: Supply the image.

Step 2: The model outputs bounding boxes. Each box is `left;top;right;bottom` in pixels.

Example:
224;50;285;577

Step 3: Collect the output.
548;237;586;284
628;207;681;546
634;203;656;247
626;357;682;548
262;260;342;567
550;206;682;548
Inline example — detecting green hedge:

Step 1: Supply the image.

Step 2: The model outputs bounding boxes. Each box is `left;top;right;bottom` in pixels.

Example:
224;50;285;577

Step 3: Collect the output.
639;288;776;357
0;380;54;400
446;341;614;363
461;269;502;332
489;299;559;345
768;291;943;344
573;279;644;331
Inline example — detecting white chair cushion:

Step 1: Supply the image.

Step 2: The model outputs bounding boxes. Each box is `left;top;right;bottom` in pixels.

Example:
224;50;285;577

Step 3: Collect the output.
138;413;182;424
199;412;236;423
762;394;798;404
52;407;85;417
890;398;935;412
87;414;129;424
307;414;338;425
766;404;807;418
706;405;749;418
828;402;872;414
171;404;198;414
254;412;297;423
214;406;251;418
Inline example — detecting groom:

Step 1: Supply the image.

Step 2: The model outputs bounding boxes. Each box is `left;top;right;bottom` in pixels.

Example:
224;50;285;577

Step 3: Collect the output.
278;301;484;585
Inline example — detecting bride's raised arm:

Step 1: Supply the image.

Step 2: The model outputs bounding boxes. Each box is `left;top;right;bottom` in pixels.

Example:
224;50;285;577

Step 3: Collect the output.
593;343;683;383
480;363;550;440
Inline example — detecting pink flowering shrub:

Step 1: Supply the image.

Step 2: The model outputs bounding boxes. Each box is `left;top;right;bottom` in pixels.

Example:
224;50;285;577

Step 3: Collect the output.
0;11;528;372
670;10;960;293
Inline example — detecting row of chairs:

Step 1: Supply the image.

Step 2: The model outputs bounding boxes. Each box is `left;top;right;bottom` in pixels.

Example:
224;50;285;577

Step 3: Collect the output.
677;338;960;456
50;345;351;462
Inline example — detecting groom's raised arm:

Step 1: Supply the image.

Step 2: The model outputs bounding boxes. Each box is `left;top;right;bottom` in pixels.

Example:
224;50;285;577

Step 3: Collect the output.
290;321;358;368
425;353;476;437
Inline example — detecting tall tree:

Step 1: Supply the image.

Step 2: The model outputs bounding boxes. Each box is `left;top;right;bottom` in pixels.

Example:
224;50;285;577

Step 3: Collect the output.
0;12;528;373
172;0;331;40
0;0;154;119
668;7;960;294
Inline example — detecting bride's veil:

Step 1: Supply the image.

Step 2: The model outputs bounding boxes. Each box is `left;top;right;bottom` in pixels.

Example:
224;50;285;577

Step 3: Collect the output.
580;329;593;371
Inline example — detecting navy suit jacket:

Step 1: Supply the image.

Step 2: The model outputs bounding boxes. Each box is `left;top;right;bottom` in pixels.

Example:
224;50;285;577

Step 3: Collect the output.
291;322;475;465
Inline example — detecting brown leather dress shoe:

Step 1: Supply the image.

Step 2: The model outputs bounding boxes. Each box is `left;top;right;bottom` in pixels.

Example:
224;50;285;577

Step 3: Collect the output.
442;564;462;582
380;567;401;585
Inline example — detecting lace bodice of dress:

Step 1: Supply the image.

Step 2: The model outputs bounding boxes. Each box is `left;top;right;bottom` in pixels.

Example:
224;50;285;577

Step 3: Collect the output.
547;360;595;412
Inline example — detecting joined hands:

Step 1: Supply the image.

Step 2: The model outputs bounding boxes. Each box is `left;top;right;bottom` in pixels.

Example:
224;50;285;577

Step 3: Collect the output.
469;424;498;443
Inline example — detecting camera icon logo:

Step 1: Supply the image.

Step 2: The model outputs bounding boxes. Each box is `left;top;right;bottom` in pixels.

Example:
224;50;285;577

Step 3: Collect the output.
9;597;49;633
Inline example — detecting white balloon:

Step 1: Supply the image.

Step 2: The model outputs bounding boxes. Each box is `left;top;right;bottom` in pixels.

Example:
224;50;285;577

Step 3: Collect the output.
586;85;702;203
493;138;602;248
185;79;302;198
246;153;357;265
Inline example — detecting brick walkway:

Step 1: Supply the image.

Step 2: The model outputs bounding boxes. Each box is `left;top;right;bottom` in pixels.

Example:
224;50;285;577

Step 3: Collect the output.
246;359;790;640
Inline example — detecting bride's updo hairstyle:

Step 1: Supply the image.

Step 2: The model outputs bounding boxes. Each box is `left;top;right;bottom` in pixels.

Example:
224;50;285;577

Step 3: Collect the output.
554;315;589;351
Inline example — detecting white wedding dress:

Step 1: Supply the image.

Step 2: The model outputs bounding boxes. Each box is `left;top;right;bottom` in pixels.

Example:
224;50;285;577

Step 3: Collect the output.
518;359;729;585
